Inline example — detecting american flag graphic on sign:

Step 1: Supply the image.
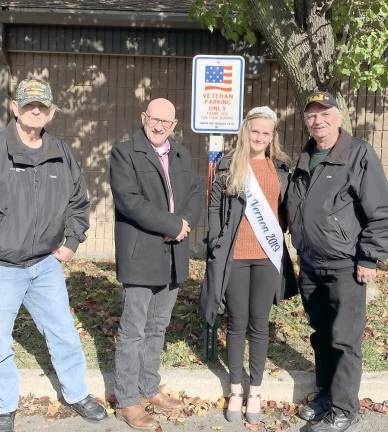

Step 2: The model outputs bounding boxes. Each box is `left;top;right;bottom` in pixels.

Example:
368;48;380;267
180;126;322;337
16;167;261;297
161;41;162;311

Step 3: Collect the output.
205;65;233;92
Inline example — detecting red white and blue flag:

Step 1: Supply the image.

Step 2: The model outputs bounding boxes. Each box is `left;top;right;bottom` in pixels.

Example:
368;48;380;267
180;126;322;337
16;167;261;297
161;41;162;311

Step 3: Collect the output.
207;151;223;204
205;65;233;92
208;151;223;164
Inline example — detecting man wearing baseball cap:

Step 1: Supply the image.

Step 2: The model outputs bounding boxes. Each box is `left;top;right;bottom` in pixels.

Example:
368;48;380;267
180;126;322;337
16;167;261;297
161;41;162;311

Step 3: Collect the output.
0;78;107;432
287;90;388;432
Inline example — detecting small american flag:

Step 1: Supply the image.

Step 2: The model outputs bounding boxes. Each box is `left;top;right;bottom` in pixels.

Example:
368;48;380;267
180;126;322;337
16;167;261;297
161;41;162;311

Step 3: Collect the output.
208;151;223;163
207;151;223;204
205;65;233;92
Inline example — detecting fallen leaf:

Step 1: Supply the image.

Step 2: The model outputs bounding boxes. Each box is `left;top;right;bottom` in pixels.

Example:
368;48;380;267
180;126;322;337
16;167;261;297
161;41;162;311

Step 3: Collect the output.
169;390;181;400
46;402;60;417
267;400;278;409
244;421;261;431
173;417;186;425
360;398;373;409
215;397;227;410
194;406;209;417
269;368;281;378
283;403;298;417
371;403;388;414
106;393;117;405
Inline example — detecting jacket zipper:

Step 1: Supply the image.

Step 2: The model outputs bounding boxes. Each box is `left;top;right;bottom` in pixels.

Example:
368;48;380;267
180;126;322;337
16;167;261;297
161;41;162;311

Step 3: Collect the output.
31;167;39;258
300;163;326;258
300;172;311;257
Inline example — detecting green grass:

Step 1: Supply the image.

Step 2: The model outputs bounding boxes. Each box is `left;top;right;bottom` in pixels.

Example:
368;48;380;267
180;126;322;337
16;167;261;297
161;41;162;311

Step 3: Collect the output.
13;259;388;373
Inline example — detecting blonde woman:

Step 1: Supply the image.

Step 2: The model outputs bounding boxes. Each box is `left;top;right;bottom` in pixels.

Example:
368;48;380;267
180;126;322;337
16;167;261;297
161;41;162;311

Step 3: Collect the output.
200;107;297;424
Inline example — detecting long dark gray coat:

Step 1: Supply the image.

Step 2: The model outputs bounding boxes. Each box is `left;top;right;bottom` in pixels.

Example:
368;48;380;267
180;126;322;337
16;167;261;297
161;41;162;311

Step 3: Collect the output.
199;157;298;326
110;129;201;285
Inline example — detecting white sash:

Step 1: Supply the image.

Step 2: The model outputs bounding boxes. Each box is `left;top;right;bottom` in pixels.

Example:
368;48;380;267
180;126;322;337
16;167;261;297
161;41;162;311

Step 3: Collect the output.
244;164;283;273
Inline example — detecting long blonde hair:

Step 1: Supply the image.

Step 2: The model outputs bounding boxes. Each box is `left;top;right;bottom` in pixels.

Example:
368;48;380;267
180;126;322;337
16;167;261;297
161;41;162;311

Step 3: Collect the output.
225;112;289;196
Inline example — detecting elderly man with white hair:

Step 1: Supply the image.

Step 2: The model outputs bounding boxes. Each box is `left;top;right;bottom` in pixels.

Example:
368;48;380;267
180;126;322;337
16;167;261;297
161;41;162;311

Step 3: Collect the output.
287;91;388;432
0;78;107;432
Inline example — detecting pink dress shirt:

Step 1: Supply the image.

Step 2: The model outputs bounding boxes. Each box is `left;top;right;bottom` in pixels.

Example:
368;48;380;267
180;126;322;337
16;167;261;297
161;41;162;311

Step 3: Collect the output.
152;140;174;213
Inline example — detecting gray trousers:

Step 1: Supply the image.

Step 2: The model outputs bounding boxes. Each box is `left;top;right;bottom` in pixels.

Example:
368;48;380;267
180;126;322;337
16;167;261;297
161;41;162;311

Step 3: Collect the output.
114;284;178;408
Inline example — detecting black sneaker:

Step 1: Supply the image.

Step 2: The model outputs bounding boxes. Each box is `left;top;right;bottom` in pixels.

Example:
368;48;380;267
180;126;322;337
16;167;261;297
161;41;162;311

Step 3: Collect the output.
309;410;361;432
68;395;108;423
299;391;331;421
0;412;16;432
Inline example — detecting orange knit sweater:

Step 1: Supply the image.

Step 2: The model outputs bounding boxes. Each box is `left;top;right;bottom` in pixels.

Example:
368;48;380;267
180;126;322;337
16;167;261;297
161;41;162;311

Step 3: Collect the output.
233;158;281;260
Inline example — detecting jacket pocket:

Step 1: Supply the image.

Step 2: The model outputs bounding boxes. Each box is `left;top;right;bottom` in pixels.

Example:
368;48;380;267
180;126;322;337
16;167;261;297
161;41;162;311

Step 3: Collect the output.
329;215;350;241
329;215;351;241
131;231;141;258
207;236;223;259
328;196;360;243
132;231;165;260
207;222;229;257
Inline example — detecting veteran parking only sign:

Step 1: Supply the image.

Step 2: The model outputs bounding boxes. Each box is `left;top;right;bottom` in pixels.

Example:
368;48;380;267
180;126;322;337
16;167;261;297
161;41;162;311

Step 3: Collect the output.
191;55;245;134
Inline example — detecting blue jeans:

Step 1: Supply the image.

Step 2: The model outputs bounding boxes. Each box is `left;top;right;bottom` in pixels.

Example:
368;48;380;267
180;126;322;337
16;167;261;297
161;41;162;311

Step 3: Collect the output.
0;255;88;414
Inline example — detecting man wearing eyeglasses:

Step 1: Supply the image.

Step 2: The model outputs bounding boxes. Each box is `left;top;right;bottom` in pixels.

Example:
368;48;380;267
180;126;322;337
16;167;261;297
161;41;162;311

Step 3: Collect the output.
110;98;201;431
287;91;388;432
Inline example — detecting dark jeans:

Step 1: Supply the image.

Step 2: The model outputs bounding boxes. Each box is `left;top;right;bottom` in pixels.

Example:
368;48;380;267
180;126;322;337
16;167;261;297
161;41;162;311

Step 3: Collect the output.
299;264;366;415
114;284;178;408
225;259;278;385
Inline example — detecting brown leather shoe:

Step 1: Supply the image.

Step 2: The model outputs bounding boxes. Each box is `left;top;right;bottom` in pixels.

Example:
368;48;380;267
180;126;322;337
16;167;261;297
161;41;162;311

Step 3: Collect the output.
115;405;159;431
146;392;185;413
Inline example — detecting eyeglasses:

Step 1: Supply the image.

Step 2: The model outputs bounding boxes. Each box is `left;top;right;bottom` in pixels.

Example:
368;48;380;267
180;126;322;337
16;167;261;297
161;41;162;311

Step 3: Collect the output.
304;107;337;119
143;113;176;129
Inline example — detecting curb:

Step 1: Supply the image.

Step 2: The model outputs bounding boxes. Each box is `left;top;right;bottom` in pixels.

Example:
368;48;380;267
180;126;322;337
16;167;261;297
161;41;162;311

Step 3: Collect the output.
19;368;388;403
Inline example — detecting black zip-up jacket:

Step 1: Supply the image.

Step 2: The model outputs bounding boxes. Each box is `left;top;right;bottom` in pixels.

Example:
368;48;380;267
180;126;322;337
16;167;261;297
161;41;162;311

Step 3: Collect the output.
0;120;90;267
286;128;388;269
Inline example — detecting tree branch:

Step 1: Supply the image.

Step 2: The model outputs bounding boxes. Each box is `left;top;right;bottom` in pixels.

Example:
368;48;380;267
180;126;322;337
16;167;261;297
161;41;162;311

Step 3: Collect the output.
316;0;336;16
305;0;337;86
247;0;319;110
294;0;306;29
338;0;354;49
327;0;354;90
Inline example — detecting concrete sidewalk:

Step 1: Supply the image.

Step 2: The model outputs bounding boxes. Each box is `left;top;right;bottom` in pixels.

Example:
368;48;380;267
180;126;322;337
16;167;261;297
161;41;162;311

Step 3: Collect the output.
19;368;388;403
14;410;388;432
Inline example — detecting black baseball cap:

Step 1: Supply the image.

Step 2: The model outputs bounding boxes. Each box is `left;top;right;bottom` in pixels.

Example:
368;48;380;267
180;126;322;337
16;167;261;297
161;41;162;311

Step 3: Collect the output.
304;91;339;112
